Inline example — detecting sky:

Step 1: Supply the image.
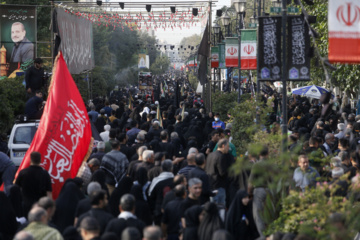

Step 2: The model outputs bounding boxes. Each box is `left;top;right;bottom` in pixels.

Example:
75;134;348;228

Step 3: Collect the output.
155;0;231;44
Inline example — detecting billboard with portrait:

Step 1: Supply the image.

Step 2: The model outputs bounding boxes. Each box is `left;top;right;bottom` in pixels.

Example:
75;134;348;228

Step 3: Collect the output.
0;5;36;77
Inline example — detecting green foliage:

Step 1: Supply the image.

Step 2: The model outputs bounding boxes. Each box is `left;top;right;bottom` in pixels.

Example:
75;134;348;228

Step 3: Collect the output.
188;71;198;90
211;91;237;120
0;77;27;133
229;96;273;154
303;0;360;95
150;55;170;75
267;185;360;239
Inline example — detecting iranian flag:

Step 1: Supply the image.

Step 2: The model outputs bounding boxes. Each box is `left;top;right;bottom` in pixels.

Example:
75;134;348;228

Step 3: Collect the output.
241;30;257;70
211;46;219;68
225;37;238;67
329;0;360;63
15;52;93;199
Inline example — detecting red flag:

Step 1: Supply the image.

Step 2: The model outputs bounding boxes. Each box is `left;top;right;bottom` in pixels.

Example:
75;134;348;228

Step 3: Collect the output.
15;52;92;199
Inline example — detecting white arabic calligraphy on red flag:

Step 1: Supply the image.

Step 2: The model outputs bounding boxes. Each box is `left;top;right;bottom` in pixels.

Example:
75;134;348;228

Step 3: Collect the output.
329;0;360;63
15;51;92;199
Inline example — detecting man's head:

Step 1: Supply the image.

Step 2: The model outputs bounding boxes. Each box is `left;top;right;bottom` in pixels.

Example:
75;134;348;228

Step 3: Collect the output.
34;58;43;69
160;130;168;141
188;177;202;199
88;158;100;173
119;194;136;213
142;150;154;163
137;146;148;160
30;151;41;165
173;174;187;186
37;197;55;221
339;151;350;165
104;124;111;132
97;141;105;152
332;167;344;179
13;231;34;240
161;159;173;172
217;139;229;154
298;155;309;171
28;206;47;224
110;139;121;151
325;133;335;146
89;189;108;208
121;227;141;240
187;153;196;165
35;90;43;98
143;226;162;240
195;153;206;168
11;22;26;43
174;184;186;199
210;130;219;142
214;113;220;122
79;216;100;240
87;181;101;195
117;133;128;144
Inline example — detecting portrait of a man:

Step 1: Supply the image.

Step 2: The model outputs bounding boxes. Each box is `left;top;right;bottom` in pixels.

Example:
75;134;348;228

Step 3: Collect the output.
10;22;34;63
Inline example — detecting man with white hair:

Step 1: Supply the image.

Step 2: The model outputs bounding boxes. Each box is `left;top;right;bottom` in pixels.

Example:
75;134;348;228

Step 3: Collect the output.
100;124;111;142
138;150;155;172
328;167;348;197
23;206;63;240
335;123;346;139
148;160;174;225
148;121;162;140
127;146;148;181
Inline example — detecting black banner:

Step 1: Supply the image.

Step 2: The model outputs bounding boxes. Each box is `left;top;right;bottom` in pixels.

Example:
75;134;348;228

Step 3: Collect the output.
54;8;94;74
287;16;311;81
258;16;282;81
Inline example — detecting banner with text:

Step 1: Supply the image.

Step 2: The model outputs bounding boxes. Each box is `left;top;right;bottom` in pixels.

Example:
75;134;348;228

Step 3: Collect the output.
55;8;95;74
287;16;311;80
258;17;282;81
225;37;238;67
211;46;219;68
241;30;257;70
328;0;360;63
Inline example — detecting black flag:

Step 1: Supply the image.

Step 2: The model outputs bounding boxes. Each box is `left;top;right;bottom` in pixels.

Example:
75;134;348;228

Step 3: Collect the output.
198;23;210;85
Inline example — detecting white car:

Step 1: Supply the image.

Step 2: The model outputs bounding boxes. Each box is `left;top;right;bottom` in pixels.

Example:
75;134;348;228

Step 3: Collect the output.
8;120;39;166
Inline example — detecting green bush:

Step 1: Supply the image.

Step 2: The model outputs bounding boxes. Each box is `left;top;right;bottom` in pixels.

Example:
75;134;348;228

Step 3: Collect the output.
211;92;237;121
0;77;27;133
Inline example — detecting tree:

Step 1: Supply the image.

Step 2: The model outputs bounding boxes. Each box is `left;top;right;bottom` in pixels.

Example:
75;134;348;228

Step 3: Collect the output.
179;34;201;61
150;55;170;75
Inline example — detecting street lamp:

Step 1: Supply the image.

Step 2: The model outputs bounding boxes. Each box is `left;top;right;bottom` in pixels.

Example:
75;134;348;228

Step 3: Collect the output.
212;21;221;43
232;0;246;13
271;0;281;8
221;12;231;37
233;0;246;103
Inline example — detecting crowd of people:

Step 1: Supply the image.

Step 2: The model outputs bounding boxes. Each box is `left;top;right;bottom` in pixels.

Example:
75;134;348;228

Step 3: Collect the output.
1;78;360;240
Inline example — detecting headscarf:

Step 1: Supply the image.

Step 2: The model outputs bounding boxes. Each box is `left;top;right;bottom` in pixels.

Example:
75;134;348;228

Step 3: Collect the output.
225;190;258;240
211;229;233;240
52;180;85;232
8;185;24;218
198;202;224;240
108;176;133;217
91;169;109;195
0;192;18;240
183;205;203;240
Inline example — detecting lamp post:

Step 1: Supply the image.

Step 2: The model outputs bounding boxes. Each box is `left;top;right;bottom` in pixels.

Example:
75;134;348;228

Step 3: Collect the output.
232;0;246;103
221;12;231;37
212;21;221;93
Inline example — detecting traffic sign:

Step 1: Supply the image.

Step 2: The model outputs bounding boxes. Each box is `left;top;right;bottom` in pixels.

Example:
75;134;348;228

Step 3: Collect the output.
249;23;257;28
270;7;281;13
287;7;299;13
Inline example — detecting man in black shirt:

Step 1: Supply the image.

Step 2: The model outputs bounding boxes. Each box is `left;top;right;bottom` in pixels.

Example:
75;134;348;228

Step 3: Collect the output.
24;90;46;119
159;130;175;160
105;194;146;237
25;58;45;95
205;130;220;156
162;185;186;240
76;190;114;235
15;151;52;217
180;177;202;227
189;153;213;204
